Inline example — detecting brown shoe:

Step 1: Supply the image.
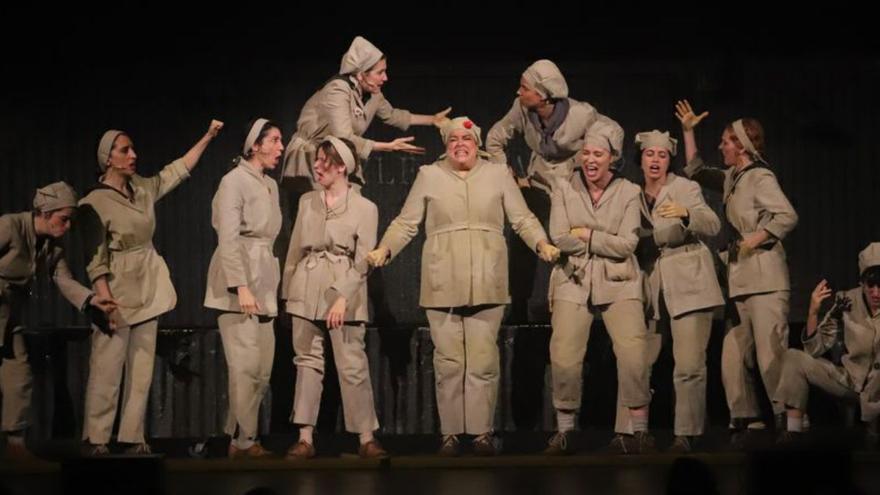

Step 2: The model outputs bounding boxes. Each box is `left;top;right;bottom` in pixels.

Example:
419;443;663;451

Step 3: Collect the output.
123;443;152;455
666;436;696;454
604;432;656;455
285;440;315;460
543;431;573;456
472;433;498;456
3;442;37;461
437;435;460;457
82;443;111;457
229;442;274;459
358;440;388;458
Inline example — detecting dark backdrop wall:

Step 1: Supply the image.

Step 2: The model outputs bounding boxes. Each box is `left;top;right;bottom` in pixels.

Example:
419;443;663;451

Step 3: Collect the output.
2;7;879;328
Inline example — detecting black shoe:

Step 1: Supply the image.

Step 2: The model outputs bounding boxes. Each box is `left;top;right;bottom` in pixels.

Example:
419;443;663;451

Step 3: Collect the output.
775;430;805;447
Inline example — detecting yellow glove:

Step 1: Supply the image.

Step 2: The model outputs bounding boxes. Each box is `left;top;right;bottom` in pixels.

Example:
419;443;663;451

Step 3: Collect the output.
537;241;560;263
570;227;591;243
657;201;688;219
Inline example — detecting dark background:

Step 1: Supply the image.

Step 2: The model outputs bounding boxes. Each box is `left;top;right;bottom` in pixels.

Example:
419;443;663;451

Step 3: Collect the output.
2;4;879;328
4;3;880;437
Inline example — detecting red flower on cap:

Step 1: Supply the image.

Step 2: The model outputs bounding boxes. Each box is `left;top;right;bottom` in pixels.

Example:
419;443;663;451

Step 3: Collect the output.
463;120;473;129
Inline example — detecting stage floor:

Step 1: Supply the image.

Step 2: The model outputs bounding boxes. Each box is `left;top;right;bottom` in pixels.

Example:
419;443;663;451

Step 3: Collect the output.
3;430;878;495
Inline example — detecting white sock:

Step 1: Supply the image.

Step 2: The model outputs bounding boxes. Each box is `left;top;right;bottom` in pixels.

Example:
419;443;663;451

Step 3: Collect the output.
233;436;255;449
299;426;314;445
747;420;767;430
631;413;649;433
556;410;576;432
787;416;803;433
358;431;374;445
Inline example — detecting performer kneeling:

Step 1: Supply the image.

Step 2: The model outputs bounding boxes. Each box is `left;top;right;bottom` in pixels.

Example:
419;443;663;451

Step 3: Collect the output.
774;243;880;446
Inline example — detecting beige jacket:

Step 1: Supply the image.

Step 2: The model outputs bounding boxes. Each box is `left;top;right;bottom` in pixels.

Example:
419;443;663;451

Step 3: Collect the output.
638;173;724;319
549;172;643;307
0;211;92;342
282;189;377;322
282;76;412;186
78;159;189;327
486;98;599;193
684;156;798;297
204;161;282;317
804;287;880;418
380;158;548;308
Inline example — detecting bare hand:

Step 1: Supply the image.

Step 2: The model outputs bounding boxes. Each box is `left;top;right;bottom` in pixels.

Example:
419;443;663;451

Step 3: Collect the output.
237;286;262;316
570;227;592;243
90;295;119;314
389;137;426;154
657;201;689;219
516;177;531;188
326;296;347;330
433;107;453;128
809;279;833;313
367;246;391;267
207;119;224;138
674;100;709;131
537;240;560;263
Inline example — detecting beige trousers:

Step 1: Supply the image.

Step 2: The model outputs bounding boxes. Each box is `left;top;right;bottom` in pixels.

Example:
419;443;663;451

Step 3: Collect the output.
723;291;790;418
82;319;158;444
218;313;275;442
773;348;859;413
290;316;379;433
550;298;652;433
425;305;505;435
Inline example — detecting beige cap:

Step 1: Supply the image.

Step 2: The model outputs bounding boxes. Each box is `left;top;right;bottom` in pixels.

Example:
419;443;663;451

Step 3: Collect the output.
635;130;678;156
322;136;357;175
522;59;568;100
33;181;77;212
859;242;880;276
339;36;384;75
584;115;624;159
440;116;484;147
97;130;125;171
243;118;270;155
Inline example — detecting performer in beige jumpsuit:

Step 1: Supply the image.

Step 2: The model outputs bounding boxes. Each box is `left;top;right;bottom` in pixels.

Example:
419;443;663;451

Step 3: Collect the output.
368;117;559;456
774;243;880;445
544;117;655;455
204;119;283;459
281;35;451;190
486;59;600;193
485;60;603;323
633;130;724;453
79;120;223;455
676;100;798;443
282;136;386;460
1;183;116;460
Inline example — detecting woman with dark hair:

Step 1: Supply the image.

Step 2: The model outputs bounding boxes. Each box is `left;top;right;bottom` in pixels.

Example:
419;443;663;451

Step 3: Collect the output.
1;182;117;460
543;117;655;455
282;36;450;190
282;136;385;459
676;100;798;444
486;59;601;193
205;118;283;459
631;130;724;452
79;119;223;455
